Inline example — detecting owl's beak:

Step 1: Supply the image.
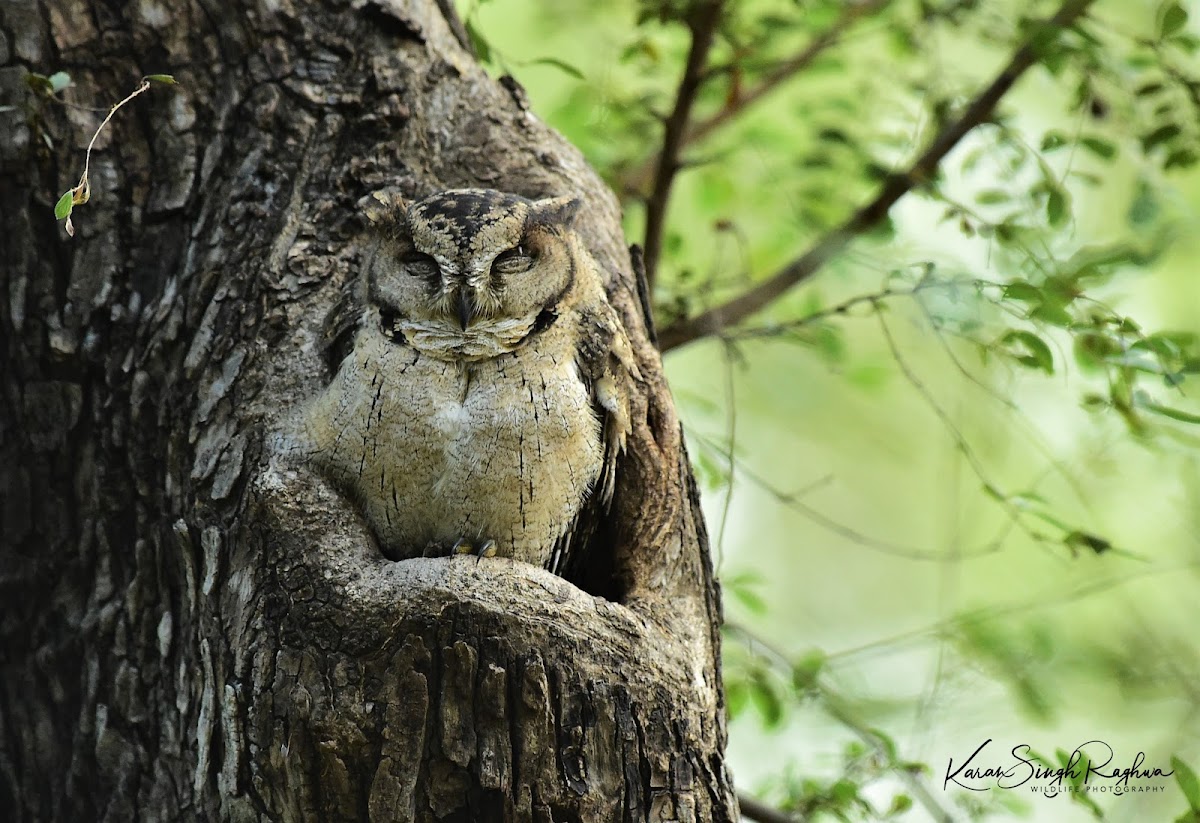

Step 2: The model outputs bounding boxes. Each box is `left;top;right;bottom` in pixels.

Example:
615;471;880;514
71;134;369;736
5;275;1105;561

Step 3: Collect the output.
455;290;474;331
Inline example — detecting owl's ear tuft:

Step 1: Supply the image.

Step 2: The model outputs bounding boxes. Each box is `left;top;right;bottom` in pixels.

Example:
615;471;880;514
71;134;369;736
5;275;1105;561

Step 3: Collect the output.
528;195;582;229
360;188;410;238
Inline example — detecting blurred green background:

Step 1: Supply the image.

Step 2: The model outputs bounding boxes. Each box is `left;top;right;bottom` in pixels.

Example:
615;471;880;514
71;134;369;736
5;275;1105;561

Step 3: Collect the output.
460;0;1200;819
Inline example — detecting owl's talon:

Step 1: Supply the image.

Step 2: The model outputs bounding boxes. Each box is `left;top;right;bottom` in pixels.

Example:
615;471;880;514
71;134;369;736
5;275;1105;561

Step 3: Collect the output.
478;539;498;558
452;538;474;555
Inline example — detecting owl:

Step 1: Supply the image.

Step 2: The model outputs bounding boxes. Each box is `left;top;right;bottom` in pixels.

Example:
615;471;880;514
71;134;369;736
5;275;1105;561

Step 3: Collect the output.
288;189;637;578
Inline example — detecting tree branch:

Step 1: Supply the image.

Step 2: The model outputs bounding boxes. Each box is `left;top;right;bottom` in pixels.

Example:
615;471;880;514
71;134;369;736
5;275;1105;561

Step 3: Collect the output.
738;792;805;823
434;0;474;54
657;0;1097;353
693;0;890;144
624;0;890;194
642;0;727;290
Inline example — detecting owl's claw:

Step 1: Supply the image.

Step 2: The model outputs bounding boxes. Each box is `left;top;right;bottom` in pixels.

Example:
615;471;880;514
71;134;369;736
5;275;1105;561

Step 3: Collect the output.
451;537;497;558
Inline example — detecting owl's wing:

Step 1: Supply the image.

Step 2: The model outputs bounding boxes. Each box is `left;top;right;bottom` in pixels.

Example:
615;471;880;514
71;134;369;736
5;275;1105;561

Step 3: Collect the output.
548;300;641;585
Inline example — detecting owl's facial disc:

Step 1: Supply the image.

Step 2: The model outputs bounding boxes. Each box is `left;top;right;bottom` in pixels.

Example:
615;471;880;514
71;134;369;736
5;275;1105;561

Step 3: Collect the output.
371;189;584;347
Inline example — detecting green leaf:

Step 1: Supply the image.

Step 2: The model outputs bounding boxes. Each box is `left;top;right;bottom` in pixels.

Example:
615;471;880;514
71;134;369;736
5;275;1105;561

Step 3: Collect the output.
1143;124;1182;152
725;679;749;719
525;58;584;80
465;18;492;63
863;162;892;183
975;189;1010;205
1026;748;1055;770
1107;351;1168;373
791;650;826;692
847;362;890;390
619;37;660;65
1030;302;1073;327
1080;136;1117;159
1003;282;1043;303
1129;178;1160;226
869;727;899;762
1132;335;1183;360
1074;332;1121;371
1063;244;1143;279
1160;2;1189;38
817;127;852;146
1178;33;1200;52
727;573;768;615
1172;756;1200;811
25;73;53;95
1071;750;1093;788
1165;149;1199;170
1140;400;1200;425
1000;330;1054;374
1041;131;1069;151
834;778;865;808
1064;531;1112;555
748;670;784;728
54;190;74;220
1042;275;1082;303
143;74;178;85
47;71;71;93
692;449;729;490
887;794;913;816
1046;188;1069;227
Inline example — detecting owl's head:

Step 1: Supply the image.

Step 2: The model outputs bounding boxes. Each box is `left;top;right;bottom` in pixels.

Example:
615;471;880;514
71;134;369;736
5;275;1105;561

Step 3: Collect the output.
366;189;584;344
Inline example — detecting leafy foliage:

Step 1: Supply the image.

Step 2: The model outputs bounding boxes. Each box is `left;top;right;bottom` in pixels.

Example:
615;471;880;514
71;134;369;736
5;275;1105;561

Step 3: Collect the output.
467;0;1200;818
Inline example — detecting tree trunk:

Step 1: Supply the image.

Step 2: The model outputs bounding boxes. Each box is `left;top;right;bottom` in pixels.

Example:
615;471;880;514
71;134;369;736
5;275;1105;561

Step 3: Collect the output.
0;1;736;820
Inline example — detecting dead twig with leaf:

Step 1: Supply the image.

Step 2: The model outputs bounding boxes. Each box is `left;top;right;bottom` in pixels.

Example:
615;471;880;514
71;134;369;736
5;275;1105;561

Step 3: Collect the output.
52;73;177;237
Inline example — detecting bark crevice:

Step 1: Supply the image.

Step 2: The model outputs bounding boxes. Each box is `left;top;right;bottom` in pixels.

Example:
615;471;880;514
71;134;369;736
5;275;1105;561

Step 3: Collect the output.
0;0;737;819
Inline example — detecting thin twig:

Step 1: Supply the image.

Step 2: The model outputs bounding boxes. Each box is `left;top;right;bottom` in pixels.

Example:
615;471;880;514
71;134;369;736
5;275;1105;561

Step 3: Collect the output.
642;0;726;290
625;0;890;194
694;0;890;144
874;306;1060;558
726;624;959;823
56;76;173;236
690;427;997;561
78;79;151;199
825;560;1198;664
910;298;1096;513
738;792;804;823
714;341;738;566
657;0;1098;352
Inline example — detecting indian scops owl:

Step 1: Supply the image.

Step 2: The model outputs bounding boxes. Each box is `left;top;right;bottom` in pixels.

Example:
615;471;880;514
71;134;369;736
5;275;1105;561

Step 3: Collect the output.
286;189;638;577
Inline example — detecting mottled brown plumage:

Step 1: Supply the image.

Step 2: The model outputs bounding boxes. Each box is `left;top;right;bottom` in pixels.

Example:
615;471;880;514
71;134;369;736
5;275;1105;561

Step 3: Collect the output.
280;189;637;576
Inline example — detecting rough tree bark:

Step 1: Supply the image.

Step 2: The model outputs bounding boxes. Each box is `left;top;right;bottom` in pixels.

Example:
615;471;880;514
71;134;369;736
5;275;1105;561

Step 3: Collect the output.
0;1;737;821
